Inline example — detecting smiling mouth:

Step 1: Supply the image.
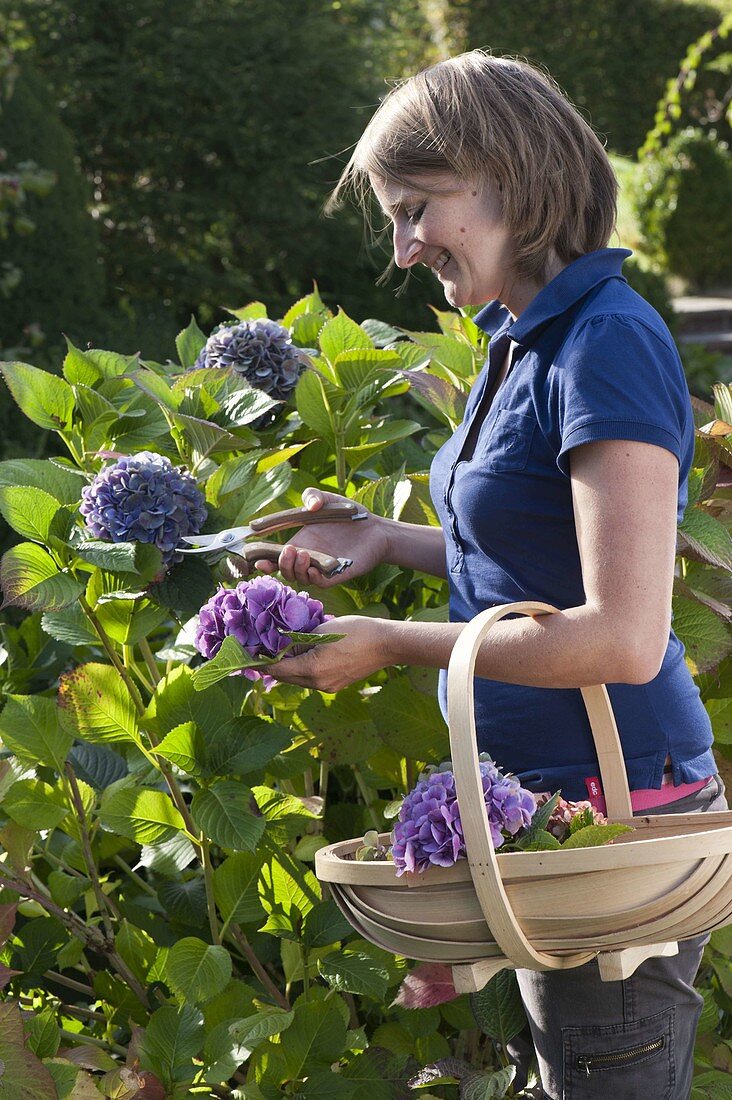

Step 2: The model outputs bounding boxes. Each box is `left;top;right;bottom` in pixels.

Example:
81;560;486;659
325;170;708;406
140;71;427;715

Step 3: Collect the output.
431;249;451;274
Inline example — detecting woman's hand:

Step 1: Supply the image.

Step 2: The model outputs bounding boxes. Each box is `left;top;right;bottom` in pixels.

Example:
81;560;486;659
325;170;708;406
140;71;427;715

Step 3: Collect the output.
268;615;392;691
254;489;391;587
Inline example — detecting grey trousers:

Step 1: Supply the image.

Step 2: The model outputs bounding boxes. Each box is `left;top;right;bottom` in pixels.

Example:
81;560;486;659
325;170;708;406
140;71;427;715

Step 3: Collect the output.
508;775;728;1100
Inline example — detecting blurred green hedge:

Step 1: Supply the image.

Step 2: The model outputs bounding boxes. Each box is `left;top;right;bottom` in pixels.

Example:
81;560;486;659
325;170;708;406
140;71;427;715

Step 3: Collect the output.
458;0;721;155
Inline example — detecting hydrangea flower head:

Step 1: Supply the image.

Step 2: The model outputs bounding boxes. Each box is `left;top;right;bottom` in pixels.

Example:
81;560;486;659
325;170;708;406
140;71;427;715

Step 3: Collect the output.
535;794;608;842
79;451;207;566
194;575;331;687
194;318;311;399
391;759;536;877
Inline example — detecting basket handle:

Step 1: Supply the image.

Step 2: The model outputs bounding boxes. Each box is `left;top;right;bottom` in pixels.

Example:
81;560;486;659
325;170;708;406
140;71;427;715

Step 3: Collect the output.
446;601;632;971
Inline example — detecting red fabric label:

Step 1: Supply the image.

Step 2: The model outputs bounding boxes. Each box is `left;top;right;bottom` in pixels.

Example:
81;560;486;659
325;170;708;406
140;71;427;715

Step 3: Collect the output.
585;776;603;803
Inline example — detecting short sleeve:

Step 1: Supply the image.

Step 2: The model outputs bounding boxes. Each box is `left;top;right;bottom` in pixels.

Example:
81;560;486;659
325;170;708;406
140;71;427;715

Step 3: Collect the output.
552;313;691;478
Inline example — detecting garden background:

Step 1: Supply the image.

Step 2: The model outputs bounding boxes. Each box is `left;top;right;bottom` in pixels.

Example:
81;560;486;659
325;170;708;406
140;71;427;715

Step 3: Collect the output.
0;1;731;1099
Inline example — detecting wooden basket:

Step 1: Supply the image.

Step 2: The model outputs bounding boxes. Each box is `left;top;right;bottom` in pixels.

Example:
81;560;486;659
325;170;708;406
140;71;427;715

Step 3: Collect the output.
315;602;732;990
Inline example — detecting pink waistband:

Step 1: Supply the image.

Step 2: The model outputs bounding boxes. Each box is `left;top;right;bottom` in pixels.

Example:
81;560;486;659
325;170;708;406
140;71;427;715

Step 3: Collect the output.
593;775;712;816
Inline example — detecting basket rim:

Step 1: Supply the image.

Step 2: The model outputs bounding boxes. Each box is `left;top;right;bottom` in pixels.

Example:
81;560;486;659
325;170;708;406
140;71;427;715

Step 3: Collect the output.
315;821;732;884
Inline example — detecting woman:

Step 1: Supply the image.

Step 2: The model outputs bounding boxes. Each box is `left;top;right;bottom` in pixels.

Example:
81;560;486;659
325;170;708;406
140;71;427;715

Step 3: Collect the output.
258;52;725;1099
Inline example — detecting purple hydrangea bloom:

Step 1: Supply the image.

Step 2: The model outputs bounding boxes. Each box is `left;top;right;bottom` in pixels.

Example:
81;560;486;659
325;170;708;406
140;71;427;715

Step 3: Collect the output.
391;760;536;876
79;451;207;566
194;319;311;400
194;576;331;687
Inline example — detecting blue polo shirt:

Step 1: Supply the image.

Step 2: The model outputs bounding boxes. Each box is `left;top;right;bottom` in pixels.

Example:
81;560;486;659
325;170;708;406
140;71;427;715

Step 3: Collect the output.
429;248;716;801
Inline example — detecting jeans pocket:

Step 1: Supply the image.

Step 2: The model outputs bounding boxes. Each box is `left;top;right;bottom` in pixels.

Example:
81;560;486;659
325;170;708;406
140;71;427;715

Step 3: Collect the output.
562;1008;675;1099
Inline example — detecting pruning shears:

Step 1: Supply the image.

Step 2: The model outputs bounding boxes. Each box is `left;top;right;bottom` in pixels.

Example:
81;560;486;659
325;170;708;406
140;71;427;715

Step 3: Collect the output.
178;501;368;577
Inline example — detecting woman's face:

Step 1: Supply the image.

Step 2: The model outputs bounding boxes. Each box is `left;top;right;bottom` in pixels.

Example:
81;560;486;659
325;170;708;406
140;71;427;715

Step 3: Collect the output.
371;171;519;310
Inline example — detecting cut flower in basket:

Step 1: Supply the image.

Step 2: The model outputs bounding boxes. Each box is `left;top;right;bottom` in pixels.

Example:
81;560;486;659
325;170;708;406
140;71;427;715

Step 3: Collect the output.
358;756;634;875
192;575;343;690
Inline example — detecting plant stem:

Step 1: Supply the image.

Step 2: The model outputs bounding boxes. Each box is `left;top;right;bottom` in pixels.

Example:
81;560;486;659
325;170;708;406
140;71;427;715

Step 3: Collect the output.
139;636;161;686
334;429;347;494
78;595;147;715
123;643;155;696
200;834;221;945
59;1026;127;1058
228;923;291;1010
301;944;311;1000
112;855;157;898
45;970;95;998
64;763;119;936
352;765;381;831
319;761;329;802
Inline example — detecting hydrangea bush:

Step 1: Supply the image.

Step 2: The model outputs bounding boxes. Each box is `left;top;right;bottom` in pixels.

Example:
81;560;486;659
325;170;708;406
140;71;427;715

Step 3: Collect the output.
0;291;728;1099
80;450;207;565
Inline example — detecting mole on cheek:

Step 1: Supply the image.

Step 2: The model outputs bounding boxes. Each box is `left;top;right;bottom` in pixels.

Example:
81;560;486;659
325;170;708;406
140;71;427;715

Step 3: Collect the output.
471;190;477;196
460;227;466;233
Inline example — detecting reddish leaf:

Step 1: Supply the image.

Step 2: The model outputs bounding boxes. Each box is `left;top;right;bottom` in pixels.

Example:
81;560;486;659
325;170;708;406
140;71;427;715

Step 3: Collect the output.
0;964;21;991
0;903;18;948
392;963;458;1009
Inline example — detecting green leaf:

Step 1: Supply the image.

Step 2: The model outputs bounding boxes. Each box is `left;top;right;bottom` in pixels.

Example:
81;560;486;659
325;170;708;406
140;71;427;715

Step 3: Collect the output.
561;823;633;848
139;833;197;877
0;486;60;543
339;1047;411;1100
137;1004;204;1088
213;852;266;925
93;597;167;647
68;743;128;790
370;676;449;762
258;855;320;924
147;556;215;618
204;716;292;777
296;369;336;446
0;543;83;611
462;1067;517;1100
170;411;253;465
297;688;381;765
145;666;231;739
65;343;136;383
282;1000;348;1079
0;695;74;771
176;315;208;368
58;662;140;746
190;635;255;690
319;310;374;362
331;348;401;393
227;464;294;526
72;539;163;579
318;951;390;999
41;604;99;646
228;1006;295;1050
205;454;261;506
470;970;526;1047
0;1002;58;1098
159;877;207;924
0;361;74;431
190;781;266;851
3;778;69;830
343;421;422;473
165;937;232;1004
678;506;732;571
97;787;185;845
154;722;205;777
0;458;84;505
302;899;353;949
672;595;732;675
403;369;468;429
706;696;732;743
226;301;268;321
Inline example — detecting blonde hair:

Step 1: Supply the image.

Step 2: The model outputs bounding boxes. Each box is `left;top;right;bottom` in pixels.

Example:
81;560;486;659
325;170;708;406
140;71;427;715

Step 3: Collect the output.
328;51;618;282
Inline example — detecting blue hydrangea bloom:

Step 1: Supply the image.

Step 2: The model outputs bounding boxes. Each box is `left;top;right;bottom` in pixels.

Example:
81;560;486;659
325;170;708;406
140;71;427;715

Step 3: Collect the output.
391;759;536;876
194;318;311;400
80;451;207;565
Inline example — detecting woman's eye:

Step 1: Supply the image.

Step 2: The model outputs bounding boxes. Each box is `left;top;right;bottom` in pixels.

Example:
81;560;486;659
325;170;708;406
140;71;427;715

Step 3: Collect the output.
407;203;426;223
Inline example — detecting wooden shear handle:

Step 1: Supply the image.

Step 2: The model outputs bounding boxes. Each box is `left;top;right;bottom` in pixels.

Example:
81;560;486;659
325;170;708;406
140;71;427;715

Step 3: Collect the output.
248;501;364;535
231;542;345;578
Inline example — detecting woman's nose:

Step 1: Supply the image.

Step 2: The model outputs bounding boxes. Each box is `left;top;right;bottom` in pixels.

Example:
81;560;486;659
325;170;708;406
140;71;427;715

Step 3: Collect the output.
393;222;423;269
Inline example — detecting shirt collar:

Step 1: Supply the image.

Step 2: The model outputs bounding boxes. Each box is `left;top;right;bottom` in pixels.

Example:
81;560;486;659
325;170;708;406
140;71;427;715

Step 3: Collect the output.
473;248;631;346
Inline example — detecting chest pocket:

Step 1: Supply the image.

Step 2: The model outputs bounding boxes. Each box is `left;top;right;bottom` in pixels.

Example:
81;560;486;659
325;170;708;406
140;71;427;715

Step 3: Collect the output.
482;408;536;472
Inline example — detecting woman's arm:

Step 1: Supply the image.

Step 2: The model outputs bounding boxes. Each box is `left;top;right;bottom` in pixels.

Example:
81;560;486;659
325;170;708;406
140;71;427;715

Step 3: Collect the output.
257;489;447;586
270;440;679;691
